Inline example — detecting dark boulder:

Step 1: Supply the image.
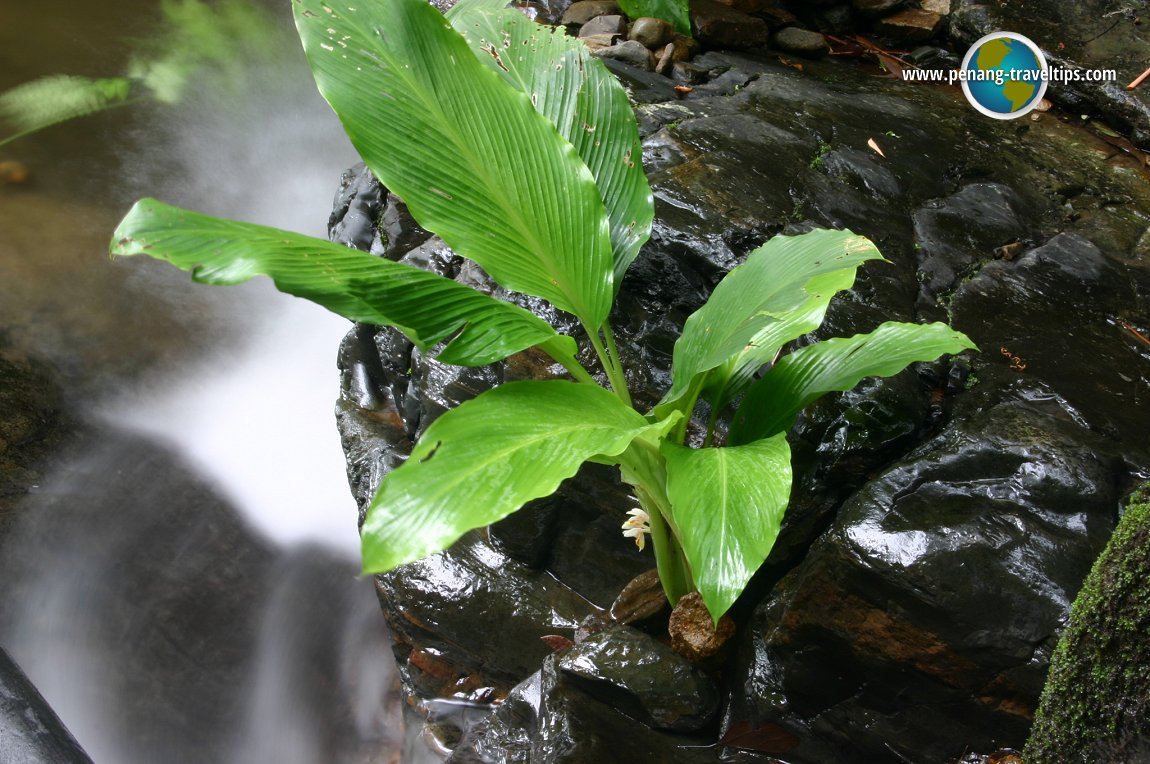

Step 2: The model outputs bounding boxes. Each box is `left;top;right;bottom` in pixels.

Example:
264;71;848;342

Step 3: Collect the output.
448;655;733;764
949;231;1150;462
690;0;771;50
724;373;1125;762
1024;483;1150;762
373;532;598;700
556;626;719;732
333;46;1150;762
772;27;830;57
912;181;1032;308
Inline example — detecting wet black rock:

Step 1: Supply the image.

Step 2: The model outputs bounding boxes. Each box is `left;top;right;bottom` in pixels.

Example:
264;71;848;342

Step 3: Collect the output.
489;462;653;607
374;532;598;699
449;654;746;764
557;626;719;731
911;181;1032;307
755;368;937;584
334;43;1150;763
724;373;1126;762
0;647;93;764
329;163;431;259
950;231;1150;462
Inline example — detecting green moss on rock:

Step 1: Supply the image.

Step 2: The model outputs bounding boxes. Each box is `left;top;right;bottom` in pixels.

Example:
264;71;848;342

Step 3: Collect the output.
1024;482;1150;762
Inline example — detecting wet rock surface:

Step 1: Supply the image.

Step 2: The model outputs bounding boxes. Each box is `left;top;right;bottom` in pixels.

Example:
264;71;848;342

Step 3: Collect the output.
447;655;739;764
557;626;719;731
0;646;93;763
0;348;75;533
690;0;770;50
373;532;598;700
949;0;1150;147
334;36;1150;764
727;373;1125;761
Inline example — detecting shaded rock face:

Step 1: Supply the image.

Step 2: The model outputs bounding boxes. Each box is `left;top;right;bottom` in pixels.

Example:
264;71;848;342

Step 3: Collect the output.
334;49;1150;762
0;348;74;532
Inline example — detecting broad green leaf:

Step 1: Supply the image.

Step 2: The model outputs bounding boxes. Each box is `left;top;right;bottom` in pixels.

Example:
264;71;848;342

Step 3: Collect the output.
294;0;614;327
659;229;884;415
730;321;977;445
447;0;653;289
703;268;857;409
662;435;791;622
615;0;690;37
111;198;577;367
0;76;132;146
361;380;663;572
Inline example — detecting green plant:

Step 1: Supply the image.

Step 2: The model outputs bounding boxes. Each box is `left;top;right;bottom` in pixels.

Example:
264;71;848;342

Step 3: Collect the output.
0;0;275;147
809;141;832;170
110;0;975;623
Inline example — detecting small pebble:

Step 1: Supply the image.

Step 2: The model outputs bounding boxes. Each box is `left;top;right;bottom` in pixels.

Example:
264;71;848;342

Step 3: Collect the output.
593;40;656;71
772;27;831;58
0;160;29;185
579;14;627;38
560;0;621;26
629;17;674;49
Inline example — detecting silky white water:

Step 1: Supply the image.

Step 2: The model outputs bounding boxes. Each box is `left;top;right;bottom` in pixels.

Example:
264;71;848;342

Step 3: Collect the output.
0;2;403;760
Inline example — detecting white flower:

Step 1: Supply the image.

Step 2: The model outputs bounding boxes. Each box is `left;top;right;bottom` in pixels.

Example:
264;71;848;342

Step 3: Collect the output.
621;507;651;551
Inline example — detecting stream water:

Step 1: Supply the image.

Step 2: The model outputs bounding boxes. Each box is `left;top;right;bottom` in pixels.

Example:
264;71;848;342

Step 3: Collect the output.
0;1;405;760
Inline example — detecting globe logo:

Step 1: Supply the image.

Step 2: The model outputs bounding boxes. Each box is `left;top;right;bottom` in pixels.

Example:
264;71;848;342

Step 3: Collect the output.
960;32;1049;119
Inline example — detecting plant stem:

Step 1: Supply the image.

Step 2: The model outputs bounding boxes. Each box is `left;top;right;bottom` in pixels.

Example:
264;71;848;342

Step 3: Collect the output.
702;402;721;448
584;322;632;407
620;439;693;604
601;320;633;406
669;377;705;445
636;486;693;605
547;349;597;385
